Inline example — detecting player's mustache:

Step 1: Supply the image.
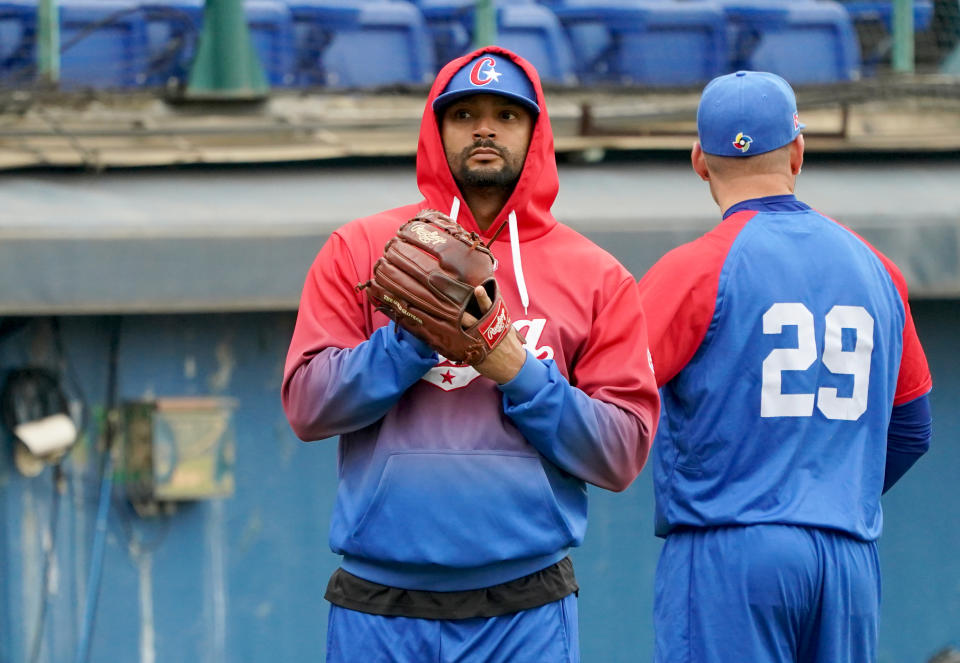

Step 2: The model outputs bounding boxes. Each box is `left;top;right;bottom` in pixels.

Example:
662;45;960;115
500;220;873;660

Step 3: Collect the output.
461;140;508;159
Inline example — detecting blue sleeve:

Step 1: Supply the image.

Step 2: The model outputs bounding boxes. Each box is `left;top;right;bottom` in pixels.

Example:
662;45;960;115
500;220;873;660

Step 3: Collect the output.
283;322;437;441
498;351;647;492
883;393;932;494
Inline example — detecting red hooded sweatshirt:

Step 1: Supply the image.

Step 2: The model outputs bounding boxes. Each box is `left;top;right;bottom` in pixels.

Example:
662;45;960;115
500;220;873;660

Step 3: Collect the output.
282;47;660;591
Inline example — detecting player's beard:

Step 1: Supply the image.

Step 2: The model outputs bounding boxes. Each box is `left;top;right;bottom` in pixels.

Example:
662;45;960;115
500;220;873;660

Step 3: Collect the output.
450;139;524;190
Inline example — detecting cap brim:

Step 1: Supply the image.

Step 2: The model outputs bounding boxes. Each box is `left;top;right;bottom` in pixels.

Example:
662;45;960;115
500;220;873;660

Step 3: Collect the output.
433;89;540;115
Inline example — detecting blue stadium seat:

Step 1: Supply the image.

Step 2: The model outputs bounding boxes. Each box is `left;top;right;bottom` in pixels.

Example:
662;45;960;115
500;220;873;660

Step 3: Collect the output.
497;1;575;82
840;0;933;74
139;0;293;89
413;0;576;83
721;0;860;83
59;0;150;88
286;0;435;87
244;0;296;86
139;0;203;88
841;0;934;32
0;0;35;85
140;0;295;89
544;0;728;86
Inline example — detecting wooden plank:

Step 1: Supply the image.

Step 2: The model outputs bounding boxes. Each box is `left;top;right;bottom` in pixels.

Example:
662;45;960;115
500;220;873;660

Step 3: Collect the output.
0;87;958;170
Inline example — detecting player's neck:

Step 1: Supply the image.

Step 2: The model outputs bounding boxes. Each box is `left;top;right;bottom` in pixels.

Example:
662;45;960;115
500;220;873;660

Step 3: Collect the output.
712;173;796;217
462;188;512;232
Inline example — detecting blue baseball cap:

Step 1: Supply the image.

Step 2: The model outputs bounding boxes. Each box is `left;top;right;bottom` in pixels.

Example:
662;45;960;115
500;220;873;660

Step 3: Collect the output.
697;70;805;157
433;53;540;115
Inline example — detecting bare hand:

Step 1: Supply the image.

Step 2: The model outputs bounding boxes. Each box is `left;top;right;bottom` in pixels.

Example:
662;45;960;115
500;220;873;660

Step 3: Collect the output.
462;285;527;384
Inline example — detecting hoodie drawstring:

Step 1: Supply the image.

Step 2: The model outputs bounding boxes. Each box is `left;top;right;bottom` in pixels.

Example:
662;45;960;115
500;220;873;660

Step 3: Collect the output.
508;211;529;315
449;196;529;316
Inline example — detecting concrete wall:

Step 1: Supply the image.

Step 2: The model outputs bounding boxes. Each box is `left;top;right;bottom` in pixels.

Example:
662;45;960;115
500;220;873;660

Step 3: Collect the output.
0;154;957;662
3;156;960;315
0;301;956;663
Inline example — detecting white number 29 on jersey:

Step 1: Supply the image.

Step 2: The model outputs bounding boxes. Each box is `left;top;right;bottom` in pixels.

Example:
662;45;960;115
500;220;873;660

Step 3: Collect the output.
761;303;874;420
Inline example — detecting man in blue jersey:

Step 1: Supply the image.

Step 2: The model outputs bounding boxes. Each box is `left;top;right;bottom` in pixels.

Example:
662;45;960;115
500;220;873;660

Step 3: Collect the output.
637;70;933;663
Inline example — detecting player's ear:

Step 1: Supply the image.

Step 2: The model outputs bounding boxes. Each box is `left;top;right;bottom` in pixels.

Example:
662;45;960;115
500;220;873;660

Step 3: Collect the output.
789;135;804;176
691;142;710;181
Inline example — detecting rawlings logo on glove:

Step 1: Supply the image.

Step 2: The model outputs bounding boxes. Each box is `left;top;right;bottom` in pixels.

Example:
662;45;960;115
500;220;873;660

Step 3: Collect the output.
357;209;512;365
410;223;447;246
480;300;510;345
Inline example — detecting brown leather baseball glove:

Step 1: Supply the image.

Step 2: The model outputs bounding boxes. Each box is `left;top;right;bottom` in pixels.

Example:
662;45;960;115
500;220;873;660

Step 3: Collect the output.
358;209;513;365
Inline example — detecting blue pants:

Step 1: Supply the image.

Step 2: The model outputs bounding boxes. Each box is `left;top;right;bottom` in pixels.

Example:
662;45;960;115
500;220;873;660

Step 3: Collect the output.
326;593;579;663
654;525;880;663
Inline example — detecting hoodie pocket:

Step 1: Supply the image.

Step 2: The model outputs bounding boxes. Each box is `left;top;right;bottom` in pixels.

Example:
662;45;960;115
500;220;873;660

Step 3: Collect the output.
346;451;573;568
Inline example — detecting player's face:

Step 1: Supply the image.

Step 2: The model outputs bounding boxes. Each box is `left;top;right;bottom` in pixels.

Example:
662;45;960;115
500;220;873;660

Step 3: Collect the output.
441;94;534;189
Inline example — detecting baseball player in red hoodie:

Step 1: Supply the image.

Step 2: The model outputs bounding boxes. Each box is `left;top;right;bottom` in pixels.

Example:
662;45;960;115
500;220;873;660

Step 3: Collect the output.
282;47;660;662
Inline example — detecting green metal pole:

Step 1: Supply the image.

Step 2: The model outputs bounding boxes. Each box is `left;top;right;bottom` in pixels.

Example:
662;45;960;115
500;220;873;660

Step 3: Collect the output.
892;0;914;73
473;0;498;49
185;0;268;99
37;0;60;85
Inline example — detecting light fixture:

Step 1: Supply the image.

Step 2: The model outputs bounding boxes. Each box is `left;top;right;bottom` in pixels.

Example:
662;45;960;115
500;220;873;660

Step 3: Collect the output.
1;368;78;477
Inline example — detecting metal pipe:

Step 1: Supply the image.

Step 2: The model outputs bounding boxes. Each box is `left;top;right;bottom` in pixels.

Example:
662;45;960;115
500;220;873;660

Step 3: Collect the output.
186;0;269;99
73;319;121;663
37;0;60;84
473;0;498;49
892;0;914;73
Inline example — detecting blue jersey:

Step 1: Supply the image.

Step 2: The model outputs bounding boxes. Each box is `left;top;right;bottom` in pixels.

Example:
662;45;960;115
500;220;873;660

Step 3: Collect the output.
638;195;932;541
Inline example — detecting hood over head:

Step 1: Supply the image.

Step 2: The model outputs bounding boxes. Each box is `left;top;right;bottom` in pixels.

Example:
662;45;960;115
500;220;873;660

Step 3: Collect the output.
416;46;559;244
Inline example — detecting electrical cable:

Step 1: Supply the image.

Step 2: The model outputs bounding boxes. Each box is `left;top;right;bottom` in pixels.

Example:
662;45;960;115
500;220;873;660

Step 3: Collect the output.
0;5;195;89
27;463;63;663
51;317;89;441
73;317;121;663
0;318;82;662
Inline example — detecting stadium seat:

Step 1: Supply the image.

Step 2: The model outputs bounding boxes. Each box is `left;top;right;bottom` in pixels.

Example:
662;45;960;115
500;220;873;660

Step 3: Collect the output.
139;0;293;89
720;0;861;83
0;0;35;86
58;0;150;89
840;0;933;74
841;0;934;33
286;0;434;88
413;0;576;83
139;0;204;88
140;0;296;89
543;0;728;86
244;0;296;86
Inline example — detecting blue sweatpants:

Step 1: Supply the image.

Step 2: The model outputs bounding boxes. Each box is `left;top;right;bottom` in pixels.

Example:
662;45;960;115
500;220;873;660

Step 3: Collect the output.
655;524;880;663
326;593;579;663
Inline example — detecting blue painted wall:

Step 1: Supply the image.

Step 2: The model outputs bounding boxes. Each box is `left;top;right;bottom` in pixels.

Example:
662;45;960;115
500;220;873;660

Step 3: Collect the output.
0;303;956;662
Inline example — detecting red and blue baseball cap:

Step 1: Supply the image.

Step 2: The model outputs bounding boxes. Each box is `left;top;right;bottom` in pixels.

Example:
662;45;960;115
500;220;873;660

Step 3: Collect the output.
697;70;805;157
433;53;540;115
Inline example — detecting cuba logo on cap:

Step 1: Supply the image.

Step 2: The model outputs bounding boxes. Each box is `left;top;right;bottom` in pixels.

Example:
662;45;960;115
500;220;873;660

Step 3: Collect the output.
732;132;753;153
469;56;502;87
